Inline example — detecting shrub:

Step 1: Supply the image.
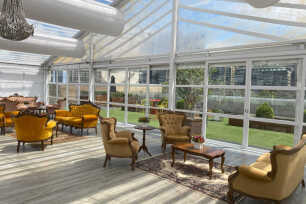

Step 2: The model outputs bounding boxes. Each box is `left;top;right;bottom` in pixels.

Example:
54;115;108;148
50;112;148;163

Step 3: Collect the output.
176;99;185;109
256;103;274;119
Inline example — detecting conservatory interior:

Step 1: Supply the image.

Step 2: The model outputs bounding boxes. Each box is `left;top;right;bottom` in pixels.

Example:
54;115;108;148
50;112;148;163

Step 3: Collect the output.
0;0;305;203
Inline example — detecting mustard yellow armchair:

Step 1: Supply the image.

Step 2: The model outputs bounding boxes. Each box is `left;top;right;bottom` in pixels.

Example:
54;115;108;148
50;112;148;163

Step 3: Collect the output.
158;111;191;152
55;102;100;136
228;135;306;204
0;103;19;135
14;112;56;152
100;117;140;170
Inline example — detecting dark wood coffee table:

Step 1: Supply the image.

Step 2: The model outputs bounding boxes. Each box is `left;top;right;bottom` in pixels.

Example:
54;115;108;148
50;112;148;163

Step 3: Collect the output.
134;125;155;156
171;143;225;179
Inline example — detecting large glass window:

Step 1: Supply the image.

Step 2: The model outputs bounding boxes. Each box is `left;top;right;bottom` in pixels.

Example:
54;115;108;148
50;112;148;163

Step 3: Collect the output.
209;63;246;85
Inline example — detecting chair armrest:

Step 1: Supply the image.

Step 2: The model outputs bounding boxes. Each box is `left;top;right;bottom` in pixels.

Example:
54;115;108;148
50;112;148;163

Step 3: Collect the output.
82;114;98;121
108;138;129;144
5;111;19;118
238;165;272;182
160;126;167;134
46;121;56;130
273;145;292;151
55;110;70;117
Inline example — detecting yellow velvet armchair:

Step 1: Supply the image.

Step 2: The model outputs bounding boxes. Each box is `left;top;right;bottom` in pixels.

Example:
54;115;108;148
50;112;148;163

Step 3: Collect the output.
14;112;56;152
158;111;191;152
228;135;306;204
0;104;19;135
100;117;140;170
55;102;100;136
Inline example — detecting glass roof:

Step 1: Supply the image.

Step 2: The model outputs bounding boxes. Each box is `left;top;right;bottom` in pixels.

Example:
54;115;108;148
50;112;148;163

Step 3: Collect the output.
0;0;115;66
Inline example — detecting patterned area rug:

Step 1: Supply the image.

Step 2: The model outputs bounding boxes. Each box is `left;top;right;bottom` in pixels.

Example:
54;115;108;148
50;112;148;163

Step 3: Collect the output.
8;131;87;145
136;153;237;202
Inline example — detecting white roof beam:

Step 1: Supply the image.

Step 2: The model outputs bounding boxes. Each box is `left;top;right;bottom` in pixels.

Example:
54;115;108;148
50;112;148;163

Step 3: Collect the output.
180;18;287;41
180;5;306;28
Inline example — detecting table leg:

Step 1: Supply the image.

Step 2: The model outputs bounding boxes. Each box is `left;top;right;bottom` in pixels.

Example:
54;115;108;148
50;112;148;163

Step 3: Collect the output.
139;130;152;156
184;152;186;162
171;146;175;167
208;159;214;179
221;154;225;173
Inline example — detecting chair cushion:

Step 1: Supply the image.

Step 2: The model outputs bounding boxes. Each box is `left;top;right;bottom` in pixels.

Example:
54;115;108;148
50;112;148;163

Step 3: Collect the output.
250;161;272;172
256;153;271;163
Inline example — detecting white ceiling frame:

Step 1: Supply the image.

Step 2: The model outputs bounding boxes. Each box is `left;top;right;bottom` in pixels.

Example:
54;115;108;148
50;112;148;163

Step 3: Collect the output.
94;0;169;57
219;0;306;10
180;18;287;41
95;10;172;58
180;5;306;28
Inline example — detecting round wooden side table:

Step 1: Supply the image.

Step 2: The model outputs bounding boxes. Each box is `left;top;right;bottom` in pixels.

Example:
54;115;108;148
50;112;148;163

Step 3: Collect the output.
134;125;155;156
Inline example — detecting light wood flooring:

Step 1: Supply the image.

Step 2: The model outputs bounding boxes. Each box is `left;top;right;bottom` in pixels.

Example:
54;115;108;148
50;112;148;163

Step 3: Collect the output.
0;125;304;204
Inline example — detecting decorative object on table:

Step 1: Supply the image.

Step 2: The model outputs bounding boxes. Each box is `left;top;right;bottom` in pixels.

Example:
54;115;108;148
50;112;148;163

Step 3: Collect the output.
138;116;150;125
245;0;279;8
191;135;205;150
135;125;155;157
0;0;34;41
136;152;238;202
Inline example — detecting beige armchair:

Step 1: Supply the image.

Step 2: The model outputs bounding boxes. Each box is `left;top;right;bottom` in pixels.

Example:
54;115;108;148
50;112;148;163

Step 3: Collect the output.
158;111;191;152
228;135;306;203
100;117;140;170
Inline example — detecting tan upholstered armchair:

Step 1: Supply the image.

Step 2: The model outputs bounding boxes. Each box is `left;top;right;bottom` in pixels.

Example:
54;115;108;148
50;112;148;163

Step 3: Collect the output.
158;111;191;152
228;135;306;204
100;117;140;170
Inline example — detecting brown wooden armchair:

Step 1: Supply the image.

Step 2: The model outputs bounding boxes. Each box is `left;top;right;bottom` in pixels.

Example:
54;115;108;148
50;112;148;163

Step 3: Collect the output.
158;111;191;152
228;135;306;203
100;117;140;170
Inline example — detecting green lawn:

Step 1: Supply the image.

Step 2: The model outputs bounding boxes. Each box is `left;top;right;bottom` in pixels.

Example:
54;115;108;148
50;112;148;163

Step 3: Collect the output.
100;108;294;150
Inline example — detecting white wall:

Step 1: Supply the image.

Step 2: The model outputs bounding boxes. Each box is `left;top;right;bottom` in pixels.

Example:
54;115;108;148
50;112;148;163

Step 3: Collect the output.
0;63;44;101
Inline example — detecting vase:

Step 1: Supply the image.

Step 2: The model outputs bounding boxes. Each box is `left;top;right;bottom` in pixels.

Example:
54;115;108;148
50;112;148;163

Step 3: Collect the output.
191;141;202;150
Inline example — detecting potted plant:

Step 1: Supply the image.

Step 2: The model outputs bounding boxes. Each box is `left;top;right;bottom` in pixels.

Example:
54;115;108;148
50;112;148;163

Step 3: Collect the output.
191;135;205;150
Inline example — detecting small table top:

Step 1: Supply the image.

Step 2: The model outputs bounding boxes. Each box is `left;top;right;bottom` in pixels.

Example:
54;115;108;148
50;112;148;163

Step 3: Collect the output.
134;125;155;131
172;143;225;159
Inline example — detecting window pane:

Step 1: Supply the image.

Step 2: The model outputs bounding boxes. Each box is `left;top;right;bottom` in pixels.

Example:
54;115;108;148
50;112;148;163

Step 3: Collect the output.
129;68;147;85
98;104;107;118
80;70;89;83
110;85;125;104
69;70;79;83
150;68;169;85
128;108;146;125
109;106;125;123
249;125;294;150
80;85;88;101
149;87;168;109
69;99;78;105
175;87;203;111
176;63;204;85
95;86;107;103
68;85;78;99
128;86;147;105
208;89;245;115
49;84;56;97
49;71;56;83
110;70;126;84
58;71;67;84
207;117;243;145
252;60;297;87
95;70;108;84
48;97;57;104
58;85;66;98
250;90;296;120
209;63;246;85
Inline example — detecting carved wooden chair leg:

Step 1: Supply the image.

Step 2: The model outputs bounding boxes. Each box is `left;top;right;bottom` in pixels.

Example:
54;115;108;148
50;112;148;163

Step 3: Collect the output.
56;123;59;137
70;126;72;134
103;154;109;168
131;156;136;171
227;189;235;204
62;124;64;131
95;127;98;135
51;135;54;145
17;141;20;153
41;140;45;151
163;142;167;153
81;128;83;136
302;179;305;188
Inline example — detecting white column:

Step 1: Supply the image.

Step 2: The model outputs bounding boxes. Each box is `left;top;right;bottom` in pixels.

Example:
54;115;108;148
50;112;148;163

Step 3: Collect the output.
294;58;306;144
168;0;179;110
124;70;129;125
89;34;95;102
202;62;209;140
242;60;252;147
44;66;49;105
